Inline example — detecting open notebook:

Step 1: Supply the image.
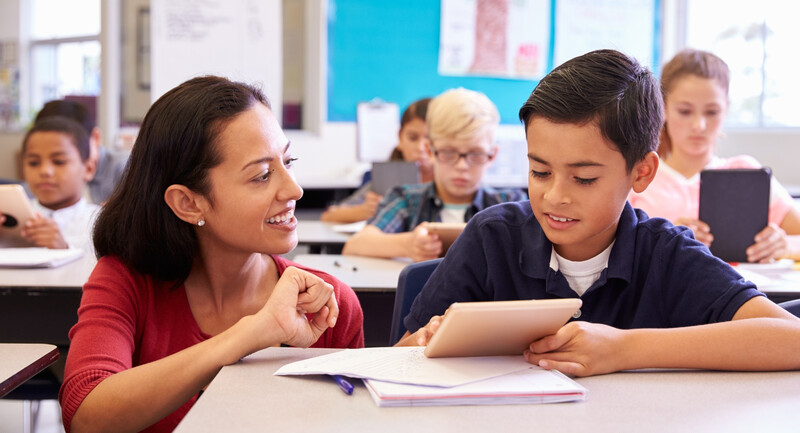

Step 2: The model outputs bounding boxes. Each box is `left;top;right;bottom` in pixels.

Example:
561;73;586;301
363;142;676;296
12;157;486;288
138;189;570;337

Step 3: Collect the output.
0;248;84;268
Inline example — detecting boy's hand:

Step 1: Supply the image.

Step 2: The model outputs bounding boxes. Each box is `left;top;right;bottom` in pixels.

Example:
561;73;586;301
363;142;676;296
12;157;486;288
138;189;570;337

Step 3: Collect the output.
358;191;383;220
675;217;713;246
395;314;444;346
746;223;787;263
21;214;68;249
407;223;442;262
524;321;627;377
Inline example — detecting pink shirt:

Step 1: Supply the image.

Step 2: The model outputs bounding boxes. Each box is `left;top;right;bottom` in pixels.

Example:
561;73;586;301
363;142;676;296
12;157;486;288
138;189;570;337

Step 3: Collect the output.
629;155;794;226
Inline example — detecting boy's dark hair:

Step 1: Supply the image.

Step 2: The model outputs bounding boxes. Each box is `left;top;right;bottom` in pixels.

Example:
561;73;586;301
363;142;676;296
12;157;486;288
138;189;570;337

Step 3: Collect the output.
518;49;663;171
35;99;95;134
23;116;91;161
93;75;270;283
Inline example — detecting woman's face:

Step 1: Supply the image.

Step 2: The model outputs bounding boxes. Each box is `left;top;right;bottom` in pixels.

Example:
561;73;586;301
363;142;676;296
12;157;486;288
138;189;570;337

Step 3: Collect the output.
397;117;432;170
199;103;303;255
664;75;728;160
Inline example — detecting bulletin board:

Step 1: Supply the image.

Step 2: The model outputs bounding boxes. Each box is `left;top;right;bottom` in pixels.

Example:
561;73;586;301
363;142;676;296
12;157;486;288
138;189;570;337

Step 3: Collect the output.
327;0;661;124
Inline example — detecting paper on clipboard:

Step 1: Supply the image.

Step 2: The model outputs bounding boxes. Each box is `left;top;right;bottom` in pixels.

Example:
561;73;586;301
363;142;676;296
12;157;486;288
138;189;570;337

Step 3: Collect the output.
357;99;400;162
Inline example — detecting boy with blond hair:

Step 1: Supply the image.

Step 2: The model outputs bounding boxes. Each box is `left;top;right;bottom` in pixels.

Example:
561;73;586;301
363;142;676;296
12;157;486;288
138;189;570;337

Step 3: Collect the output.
343;88;526;262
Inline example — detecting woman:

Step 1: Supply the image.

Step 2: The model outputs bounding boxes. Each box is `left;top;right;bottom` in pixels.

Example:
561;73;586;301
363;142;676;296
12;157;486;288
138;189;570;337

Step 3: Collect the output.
629;49;800;262
59;76;364;433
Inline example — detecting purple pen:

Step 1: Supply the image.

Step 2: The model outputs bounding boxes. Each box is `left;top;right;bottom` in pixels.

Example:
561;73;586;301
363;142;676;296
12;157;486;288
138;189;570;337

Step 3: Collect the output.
331;374;354;395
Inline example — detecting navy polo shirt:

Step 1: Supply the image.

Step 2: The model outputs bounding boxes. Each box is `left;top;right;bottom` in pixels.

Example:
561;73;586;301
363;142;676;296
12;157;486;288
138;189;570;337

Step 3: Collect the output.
405;201;763;333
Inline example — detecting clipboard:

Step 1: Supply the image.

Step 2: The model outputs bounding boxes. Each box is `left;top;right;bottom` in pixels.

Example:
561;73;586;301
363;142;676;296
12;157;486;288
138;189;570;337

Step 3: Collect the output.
357;99;400;162
698;168;771;262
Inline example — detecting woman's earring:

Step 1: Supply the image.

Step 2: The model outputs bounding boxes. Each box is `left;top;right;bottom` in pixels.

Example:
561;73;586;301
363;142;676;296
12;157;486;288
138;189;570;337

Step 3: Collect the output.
197;219;205;227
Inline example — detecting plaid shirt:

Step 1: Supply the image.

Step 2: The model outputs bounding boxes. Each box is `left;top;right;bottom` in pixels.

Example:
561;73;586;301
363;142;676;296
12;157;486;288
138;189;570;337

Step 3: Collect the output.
368;182;527;233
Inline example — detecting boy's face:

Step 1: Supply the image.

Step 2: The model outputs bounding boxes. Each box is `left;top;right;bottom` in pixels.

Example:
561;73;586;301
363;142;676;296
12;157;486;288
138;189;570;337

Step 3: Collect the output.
526;117;655;261
23;131;94;210
429;134;497;204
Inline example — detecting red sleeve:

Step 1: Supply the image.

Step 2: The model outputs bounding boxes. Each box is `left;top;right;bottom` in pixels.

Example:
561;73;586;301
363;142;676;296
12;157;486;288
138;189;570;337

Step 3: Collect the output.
274;256;365;349
59;256;145;433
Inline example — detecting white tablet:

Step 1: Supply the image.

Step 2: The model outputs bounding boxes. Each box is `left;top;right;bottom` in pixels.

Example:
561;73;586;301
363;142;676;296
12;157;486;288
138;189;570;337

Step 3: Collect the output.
424;298;582;358
0;184;36;248
426;222;466;255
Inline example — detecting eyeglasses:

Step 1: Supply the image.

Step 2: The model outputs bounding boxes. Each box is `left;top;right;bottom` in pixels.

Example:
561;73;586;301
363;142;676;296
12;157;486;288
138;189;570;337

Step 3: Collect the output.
432;149;493;166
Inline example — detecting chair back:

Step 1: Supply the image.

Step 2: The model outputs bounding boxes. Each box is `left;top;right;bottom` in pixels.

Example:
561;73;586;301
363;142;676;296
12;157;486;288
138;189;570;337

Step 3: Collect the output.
390;258;443;345
778;299;800;318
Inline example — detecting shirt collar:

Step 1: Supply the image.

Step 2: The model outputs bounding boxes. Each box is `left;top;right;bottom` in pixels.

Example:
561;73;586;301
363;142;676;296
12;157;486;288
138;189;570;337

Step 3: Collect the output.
32;198;88;219
426;182;488;212
518;202;638;285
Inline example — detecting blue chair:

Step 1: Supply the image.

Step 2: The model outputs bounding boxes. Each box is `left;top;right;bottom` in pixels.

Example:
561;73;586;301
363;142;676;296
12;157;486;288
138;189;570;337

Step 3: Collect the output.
778;299;800;318
390;258;443;345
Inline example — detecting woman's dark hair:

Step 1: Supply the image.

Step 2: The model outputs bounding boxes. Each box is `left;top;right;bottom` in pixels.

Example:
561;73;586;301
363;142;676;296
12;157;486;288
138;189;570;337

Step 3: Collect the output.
23;116;91;161
93;75;270;283
518;49;663;172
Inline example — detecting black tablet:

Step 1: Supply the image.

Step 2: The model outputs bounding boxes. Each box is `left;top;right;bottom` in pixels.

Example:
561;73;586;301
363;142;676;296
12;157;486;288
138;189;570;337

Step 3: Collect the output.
698;168;770;262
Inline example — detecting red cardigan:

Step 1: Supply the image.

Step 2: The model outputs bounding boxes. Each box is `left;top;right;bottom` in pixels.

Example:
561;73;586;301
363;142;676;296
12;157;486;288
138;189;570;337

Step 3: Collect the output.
59;255;364;433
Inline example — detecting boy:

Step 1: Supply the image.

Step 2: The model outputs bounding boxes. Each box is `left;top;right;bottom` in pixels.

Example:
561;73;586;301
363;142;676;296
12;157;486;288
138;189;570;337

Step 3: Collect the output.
342;88;526;262
17;116;99;252
399;50;800;376
35;99;129;204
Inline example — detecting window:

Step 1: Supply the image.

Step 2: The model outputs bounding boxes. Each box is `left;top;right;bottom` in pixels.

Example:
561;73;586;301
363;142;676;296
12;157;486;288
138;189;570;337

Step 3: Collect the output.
29;0;101;115
684;0;800;127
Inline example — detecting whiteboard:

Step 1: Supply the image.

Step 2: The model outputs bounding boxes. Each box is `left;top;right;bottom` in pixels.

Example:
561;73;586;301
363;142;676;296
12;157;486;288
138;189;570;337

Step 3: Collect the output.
554;0;657;68
150;0;282;120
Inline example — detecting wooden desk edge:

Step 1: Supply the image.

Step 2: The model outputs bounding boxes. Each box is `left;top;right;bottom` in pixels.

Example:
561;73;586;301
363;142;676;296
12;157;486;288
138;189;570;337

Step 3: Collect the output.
0;345;60;398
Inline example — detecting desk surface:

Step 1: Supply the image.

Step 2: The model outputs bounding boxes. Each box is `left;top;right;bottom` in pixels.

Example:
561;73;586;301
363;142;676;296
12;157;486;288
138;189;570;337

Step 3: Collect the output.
295;220;353;246
292;254;409;292
0;343;59;398
0;253;96;290
176;347;800;433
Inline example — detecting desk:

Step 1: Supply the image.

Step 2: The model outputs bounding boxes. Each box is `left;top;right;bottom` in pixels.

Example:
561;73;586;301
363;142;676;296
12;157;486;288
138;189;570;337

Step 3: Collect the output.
295;220;353;254
0;254;96;346
292;254;410;347
736;264;800;304
0;344;59;398
175;347;800;433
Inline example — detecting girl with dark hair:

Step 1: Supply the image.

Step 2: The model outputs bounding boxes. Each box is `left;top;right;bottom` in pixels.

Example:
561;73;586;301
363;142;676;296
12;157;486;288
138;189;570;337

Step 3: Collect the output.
320;97;433;223
59;76;364;433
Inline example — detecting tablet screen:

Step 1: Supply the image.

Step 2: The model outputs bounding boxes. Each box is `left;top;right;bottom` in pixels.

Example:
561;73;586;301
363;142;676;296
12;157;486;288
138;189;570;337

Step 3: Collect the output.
424;298;582;358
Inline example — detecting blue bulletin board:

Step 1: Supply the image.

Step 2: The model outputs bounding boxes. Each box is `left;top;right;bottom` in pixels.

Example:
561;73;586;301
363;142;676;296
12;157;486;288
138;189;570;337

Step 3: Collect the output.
327;0;661;124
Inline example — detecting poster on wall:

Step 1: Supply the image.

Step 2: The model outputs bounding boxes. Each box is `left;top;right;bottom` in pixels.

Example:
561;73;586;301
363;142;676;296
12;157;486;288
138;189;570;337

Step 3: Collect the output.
438;0;551;80
0;40;20;131
554;0;656;69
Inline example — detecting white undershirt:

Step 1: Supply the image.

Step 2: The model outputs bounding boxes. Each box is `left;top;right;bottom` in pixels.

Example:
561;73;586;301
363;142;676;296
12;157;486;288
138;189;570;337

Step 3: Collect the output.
440;204;468;224
549;241;615;296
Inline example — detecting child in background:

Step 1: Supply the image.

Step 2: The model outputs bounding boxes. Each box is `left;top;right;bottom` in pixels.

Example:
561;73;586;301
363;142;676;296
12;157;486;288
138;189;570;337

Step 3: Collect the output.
629;49;800;262
320;97;434;223
399;49;800;377
36;99;130;204
8;116;99;252
342;88;526;262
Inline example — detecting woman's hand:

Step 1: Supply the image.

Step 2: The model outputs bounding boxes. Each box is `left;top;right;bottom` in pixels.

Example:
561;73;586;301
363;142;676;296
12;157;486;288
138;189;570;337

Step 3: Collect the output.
524;321;629;377
395;314;444;346
21;214;68;249
746;223;788;263
255;266;339;348
674;217;714;246
407;223;442;262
